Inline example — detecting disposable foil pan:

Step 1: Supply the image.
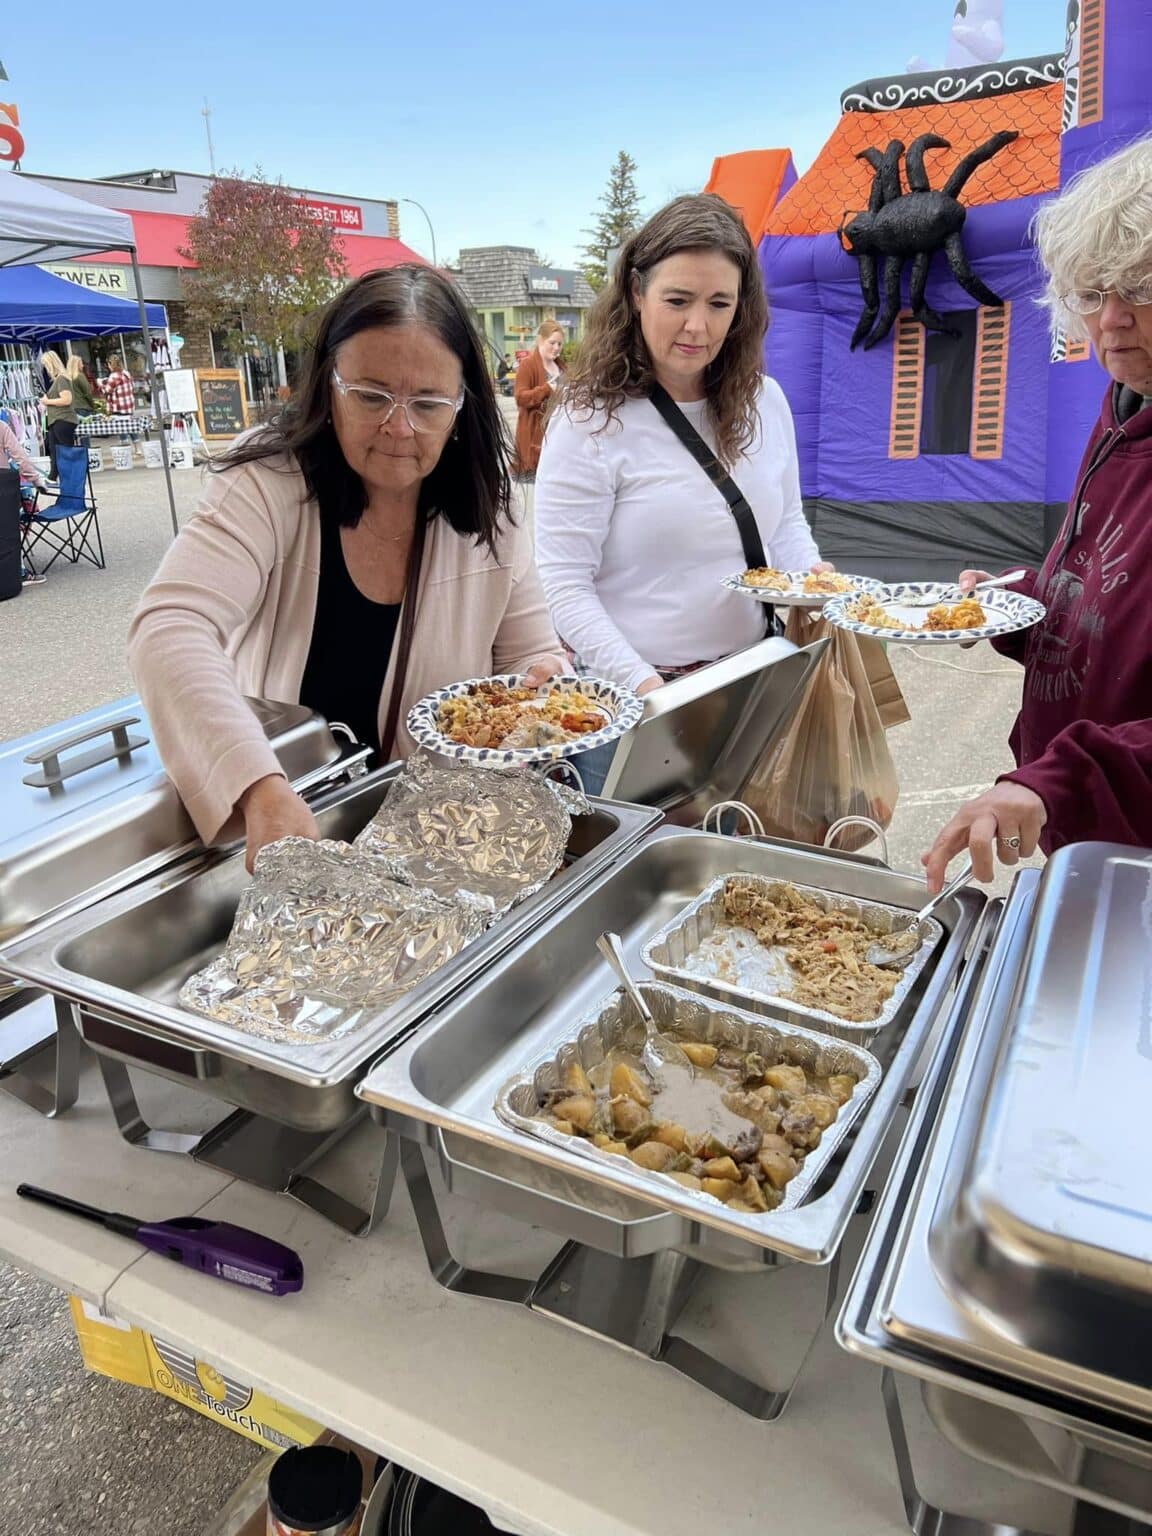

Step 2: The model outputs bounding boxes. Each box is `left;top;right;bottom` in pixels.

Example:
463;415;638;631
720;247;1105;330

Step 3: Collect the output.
353;751;587;917
641;873;941;1045
495;981;881;1223
179;836;488;1046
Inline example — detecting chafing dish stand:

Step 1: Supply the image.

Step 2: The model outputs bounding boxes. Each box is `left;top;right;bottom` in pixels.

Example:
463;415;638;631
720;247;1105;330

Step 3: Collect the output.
0;695;391;1229
360;825;984;1419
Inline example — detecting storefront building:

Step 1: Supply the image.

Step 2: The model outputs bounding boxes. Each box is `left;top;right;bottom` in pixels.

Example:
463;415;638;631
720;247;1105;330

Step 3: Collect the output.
17;168;424;390
453;247;595;361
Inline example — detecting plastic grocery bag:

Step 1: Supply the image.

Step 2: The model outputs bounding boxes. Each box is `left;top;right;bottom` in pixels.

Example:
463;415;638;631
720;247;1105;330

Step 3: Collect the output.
740;611;900;852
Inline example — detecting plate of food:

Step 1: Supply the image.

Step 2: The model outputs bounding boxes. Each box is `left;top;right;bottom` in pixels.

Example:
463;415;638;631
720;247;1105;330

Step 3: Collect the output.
407;674;643;766
721;568;886;607
821;583;1046;644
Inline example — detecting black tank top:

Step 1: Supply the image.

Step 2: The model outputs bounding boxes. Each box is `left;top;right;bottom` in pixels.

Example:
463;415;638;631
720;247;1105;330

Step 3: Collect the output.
300;516;400;752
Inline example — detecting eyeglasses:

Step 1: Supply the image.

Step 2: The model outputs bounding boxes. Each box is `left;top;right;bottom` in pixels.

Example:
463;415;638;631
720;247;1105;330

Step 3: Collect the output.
331;371;463;433
1060;281;1152;315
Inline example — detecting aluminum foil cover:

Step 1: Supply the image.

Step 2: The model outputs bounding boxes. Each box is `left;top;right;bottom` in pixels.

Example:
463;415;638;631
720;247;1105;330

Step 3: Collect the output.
179;837;488;1045
495;982;881;1222
353;751;588;915
642;875;942;1044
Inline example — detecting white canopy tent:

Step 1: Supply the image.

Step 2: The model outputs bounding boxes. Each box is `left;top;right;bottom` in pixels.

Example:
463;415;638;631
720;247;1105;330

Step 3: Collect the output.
0;168;179;535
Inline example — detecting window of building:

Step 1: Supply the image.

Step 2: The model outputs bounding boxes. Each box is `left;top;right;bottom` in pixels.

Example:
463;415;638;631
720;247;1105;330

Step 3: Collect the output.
888;305;1011;461
919;310;978;456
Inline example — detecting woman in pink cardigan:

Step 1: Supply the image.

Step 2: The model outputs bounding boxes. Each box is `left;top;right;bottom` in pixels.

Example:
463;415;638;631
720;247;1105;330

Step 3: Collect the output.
130;267;564;869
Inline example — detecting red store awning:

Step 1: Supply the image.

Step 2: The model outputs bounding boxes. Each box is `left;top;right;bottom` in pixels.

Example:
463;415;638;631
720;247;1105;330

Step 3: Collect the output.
76;208;428;275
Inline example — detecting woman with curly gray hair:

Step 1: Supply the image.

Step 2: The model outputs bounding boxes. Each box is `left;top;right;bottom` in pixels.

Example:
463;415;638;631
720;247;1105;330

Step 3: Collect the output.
924;135;1152;892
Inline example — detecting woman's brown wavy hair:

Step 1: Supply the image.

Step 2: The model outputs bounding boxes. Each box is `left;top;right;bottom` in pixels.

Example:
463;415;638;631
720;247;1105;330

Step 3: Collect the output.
561;194;767;467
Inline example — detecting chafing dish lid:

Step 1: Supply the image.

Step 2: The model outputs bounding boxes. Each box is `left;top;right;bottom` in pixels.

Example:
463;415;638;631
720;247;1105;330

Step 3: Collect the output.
0;695;343;944
940;842;1152;1336
602;634;825;815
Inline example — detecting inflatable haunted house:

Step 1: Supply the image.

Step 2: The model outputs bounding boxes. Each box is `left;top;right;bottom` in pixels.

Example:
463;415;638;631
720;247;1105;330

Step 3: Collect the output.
754;0;1151;579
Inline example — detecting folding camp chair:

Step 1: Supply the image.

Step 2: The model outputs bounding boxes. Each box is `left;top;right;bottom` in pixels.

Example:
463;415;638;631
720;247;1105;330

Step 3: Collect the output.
21;444;105;574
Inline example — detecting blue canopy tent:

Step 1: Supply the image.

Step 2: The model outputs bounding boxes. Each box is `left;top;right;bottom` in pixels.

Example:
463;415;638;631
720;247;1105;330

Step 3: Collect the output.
0;167;179;534
0;262;167;343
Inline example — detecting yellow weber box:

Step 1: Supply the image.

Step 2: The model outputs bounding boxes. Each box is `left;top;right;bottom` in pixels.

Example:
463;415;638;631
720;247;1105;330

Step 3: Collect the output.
69;1297;323;1451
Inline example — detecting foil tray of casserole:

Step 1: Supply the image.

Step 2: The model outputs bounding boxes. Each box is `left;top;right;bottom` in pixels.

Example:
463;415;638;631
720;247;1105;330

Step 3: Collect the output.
641;873;941;1045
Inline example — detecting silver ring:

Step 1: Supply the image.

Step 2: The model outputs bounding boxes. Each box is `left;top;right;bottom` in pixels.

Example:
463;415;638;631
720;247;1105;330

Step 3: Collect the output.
1000;834;1021;850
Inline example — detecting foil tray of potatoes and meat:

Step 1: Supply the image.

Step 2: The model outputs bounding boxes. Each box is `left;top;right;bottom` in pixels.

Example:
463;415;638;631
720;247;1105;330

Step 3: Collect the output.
495;981;881;1223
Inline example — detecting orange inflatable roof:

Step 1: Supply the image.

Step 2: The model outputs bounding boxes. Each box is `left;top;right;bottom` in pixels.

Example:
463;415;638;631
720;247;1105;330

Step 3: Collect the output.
704;150;796;244
766;82;1062;238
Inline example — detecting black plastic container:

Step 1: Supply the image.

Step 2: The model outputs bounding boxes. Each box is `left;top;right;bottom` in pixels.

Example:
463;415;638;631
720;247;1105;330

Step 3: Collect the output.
267;1445;364;1535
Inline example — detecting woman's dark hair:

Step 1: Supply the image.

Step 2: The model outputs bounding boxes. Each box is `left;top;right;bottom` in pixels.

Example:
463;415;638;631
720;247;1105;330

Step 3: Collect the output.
212;266;512;550
561;194;768;466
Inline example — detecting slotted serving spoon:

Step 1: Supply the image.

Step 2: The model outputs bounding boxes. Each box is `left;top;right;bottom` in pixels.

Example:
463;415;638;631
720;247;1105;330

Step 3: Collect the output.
896;569;1028;609
595;931;694;1080
866;857;974;969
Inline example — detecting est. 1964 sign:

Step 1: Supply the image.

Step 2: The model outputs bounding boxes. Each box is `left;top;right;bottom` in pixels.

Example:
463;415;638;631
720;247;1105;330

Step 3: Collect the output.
1;58;27;166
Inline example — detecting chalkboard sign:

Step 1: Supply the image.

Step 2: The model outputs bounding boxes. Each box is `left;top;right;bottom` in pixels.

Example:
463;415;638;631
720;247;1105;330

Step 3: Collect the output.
195;369;248;439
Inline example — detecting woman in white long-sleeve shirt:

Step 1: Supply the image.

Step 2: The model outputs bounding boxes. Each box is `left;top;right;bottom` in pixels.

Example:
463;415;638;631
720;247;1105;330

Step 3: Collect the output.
536;194;826;712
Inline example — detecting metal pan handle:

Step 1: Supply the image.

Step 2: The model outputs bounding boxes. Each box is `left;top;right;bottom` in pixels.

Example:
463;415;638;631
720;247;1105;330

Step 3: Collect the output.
701;800;766;838
824;815;890;867
78;1010;220;1080
22;716;149;789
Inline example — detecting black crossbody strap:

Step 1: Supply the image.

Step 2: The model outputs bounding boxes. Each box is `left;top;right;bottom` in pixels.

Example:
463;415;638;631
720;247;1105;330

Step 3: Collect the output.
648;383;768;570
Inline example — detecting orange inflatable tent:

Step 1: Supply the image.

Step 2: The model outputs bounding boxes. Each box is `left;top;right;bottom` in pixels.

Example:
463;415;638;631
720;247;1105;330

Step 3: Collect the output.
703;150;797;244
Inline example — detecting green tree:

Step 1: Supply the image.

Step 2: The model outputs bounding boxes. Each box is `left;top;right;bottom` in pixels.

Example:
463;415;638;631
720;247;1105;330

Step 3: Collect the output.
179;167;349;356
580;151;643;292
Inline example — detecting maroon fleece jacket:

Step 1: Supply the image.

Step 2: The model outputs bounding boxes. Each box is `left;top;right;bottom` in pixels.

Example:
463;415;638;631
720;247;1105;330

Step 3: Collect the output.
993;387;1152;854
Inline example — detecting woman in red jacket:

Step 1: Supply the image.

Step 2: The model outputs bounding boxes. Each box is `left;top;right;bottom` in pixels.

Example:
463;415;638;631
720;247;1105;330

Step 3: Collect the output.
513;321;564;478
924;135;1152;891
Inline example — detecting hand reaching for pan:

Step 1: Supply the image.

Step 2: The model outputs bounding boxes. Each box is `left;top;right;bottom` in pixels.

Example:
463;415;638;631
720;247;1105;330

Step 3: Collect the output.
238;774;321;873
922;781;1047;894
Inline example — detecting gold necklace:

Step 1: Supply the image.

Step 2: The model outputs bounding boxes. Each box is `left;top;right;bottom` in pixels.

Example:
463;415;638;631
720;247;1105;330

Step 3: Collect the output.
356;517;411;546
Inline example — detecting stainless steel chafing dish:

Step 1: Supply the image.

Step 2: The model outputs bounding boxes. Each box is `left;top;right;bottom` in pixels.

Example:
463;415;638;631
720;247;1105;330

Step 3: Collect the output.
0;694;350;1116
0;767;658;1134
2;636;824;1240
838;843;1152;1534
0;635;823;1125
356;825;982;1416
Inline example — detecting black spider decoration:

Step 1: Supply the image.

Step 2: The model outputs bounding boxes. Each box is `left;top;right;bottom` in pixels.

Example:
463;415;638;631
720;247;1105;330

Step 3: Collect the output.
841;129;1019;350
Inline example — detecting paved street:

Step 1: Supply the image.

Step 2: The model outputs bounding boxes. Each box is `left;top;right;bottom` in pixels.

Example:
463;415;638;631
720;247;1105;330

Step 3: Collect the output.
1;453;1039;1533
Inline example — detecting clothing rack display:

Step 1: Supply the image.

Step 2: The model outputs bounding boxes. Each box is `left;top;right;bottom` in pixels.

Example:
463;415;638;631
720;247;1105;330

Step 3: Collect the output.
0;353;43;457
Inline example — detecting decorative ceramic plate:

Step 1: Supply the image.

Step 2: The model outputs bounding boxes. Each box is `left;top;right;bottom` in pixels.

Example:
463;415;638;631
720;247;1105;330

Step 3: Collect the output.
821;583;1046;644
407;674;643;767
721;569;886;608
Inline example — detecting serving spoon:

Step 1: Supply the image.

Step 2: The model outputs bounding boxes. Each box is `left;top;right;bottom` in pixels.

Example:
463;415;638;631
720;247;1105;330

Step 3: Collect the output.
595;932;694;1080
895;569;1028;609
866;857;974;970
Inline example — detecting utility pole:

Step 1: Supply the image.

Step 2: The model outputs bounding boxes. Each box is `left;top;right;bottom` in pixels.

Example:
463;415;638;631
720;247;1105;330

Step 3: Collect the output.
202;99;217;177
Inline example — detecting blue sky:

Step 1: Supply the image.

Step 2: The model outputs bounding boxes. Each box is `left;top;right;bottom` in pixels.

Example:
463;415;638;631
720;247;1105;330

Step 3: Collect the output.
2;0;1063;267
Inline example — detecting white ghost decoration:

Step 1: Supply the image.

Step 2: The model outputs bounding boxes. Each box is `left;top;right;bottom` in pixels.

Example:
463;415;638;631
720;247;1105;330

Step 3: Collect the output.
945;0;1006;66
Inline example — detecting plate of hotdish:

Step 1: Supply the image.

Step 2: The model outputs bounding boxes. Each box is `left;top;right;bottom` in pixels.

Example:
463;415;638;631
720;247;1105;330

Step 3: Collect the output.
722;568;886;607
821;583;1046;643
407;674;643;766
